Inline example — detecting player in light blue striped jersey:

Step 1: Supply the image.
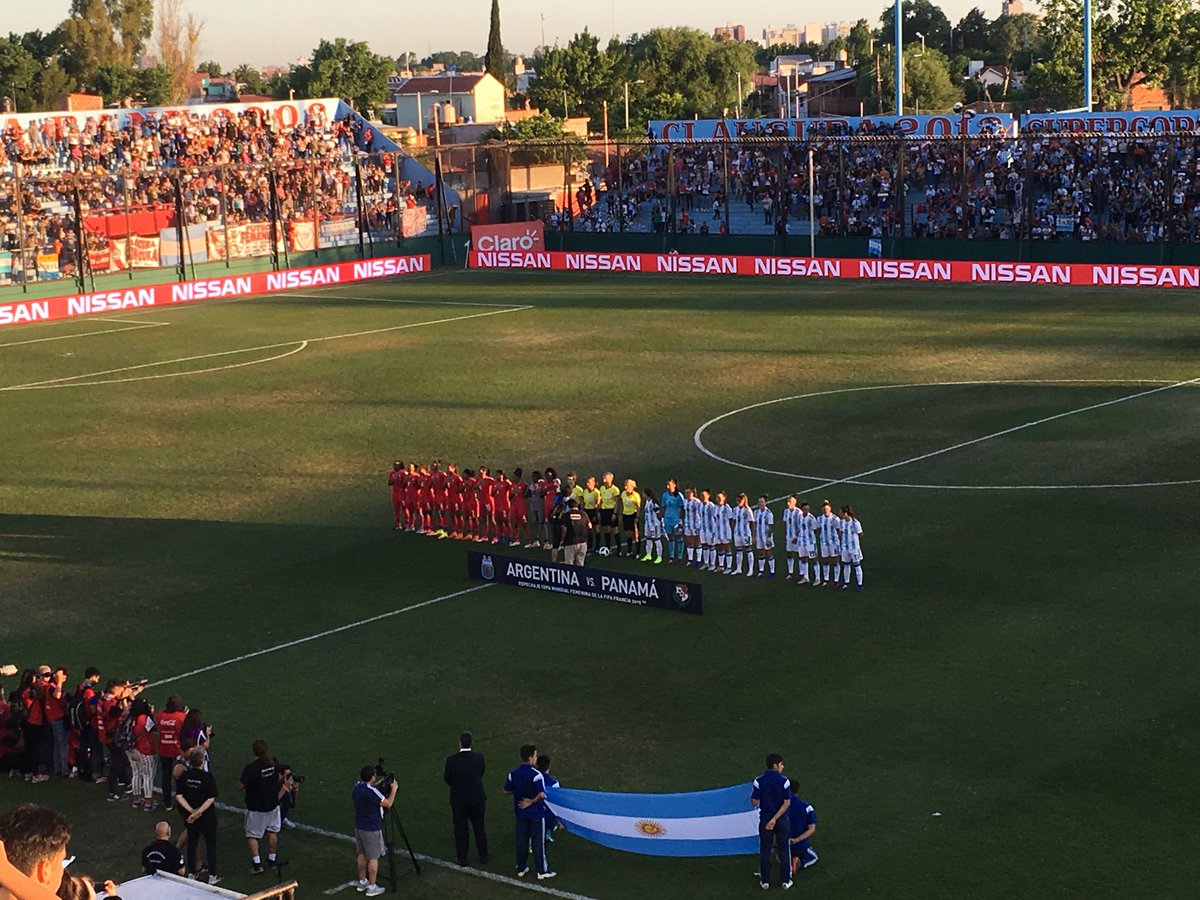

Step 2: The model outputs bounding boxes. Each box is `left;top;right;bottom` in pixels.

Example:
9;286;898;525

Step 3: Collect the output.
754;495;776;578
783;495;804;582
698;489;718;570
640;489;664;564
731;493;755;576
839;505;864;591
797;501;817;584
713;491;734;573
815;500;842;587
683;487;703;567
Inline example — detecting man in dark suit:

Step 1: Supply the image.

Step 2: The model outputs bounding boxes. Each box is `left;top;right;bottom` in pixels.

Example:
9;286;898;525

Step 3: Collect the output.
443;730;489;867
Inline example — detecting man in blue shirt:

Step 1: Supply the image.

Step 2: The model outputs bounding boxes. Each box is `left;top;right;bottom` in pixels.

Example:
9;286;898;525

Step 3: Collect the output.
352;765;398;897
502;744;554;880
787;792;818;873
750;753;792;890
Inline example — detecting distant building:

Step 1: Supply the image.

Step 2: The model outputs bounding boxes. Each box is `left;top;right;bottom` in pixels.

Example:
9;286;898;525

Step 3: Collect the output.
1001;0;1024;15
802;23;823;45
514;56;537;94
391;72;507;131
822;22;853;43
714;21;747;42
56;93;103;112
804;66;860;116
762;24;803;46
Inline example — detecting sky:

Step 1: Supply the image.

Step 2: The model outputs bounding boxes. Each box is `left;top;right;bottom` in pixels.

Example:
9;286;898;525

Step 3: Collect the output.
9;1;1031;69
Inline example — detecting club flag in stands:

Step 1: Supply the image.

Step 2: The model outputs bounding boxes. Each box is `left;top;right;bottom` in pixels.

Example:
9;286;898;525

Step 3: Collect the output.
544;783;758;857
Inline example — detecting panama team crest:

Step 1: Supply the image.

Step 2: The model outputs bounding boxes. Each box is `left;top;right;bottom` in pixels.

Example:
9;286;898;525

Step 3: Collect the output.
674;584;690;607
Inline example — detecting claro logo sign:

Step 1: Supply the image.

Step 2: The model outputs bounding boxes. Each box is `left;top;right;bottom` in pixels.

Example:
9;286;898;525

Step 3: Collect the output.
472;221;545;252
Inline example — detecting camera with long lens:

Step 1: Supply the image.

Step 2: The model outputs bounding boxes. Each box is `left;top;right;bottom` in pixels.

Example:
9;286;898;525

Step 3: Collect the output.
375;757;396;791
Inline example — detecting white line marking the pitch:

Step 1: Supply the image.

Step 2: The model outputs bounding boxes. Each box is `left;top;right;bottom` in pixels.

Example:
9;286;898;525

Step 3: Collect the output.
149;584;494;688
0;305;531;392
692;379;1200;500
0;319;171;348
212;803;596;900
285;291;532;309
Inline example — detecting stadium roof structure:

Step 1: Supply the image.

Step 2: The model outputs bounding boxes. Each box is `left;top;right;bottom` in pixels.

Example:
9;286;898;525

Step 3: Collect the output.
393;74;488;95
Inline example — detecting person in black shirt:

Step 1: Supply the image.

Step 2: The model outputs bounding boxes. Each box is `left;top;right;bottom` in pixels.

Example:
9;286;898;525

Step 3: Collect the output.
175;747;220;885
443;731;488;867
235;739;281;874
141;821;185;875
561;499;591;566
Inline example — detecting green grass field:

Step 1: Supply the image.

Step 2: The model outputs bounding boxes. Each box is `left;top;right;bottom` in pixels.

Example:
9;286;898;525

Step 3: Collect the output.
1;270;1197;899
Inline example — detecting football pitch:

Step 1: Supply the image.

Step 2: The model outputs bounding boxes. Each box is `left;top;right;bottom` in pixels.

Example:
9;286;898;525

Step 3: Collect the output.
1;269;1197;899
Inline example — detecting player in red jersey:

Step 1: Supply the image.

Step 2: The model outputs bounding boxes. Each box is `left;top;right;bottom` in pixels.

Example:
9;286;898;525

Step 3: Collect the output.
403;463;420;531
412;465;430;533
388;460;406;530
477;466;495;542
445;463;465;538
510;467;530;546
463;469;481;539
428;460;448;537
492;470;512;544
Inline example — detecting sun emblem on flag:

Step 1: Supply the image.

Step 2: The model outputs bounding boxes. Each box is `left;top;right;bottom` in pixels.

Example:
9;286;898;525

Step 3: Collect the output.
635;820;667;837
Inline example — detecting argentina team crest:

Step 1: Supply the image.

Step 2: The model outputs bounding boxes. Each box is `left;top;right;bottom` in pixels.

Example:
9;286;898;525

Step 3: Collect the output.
480;555;495;580
674;584;690;607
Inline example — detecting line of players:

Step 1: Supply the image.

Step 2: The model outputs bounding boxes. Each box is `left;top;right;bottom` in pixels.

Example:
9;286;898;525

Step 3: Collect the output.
647;484;864;590
387;461;864;591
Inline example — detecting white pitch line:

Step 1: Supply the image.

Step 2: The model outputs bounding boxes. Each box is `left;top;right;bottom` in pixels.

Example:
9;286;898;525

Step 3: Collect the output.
212;802;597;900
0;320;170;348
0;305;531;392
285;291;533;309
149;584;494;688
692;379;1200;499
322;882;360;895
760;375;1200;502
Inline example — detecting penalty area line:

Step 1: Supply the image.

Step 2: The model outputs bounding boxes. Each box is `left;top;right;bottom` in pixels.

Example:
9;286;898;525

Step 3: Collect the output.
148;584;494;688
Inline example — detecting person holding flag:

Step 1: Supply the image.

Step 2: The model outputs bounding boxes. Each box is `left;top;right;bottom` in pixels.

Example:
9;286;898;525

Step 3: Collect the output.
750;754;792;890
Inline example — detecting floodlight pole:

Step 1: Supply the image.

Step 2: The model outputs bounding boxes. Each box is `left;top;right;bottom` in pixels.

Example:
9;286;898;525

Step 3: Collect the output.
1083;0;1093;112
894;0;904;115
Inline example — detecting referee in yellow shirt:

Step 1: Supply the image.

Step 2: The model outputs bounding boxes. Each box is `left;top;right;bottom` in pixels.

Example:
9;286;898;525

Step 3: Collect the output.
580;476;602;551
619;479;642;557
598;472;622;554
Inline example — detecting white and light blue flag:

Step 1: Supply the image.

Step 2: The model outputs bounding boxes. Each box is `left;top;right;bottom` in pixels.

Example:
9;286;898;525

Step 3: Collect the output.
545;783;758;857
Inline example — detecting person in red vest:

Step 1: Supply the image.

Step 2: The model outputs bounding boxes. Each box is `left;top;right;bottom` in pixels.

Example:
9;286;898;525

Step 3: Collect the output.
156;696;188;810
387;460;406;530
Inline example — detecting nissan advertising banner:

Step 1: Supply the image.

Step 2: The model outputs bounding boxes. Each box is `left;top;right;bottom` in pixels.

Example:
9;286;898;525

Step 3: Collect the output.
468;249;1200;289
0;255;431;328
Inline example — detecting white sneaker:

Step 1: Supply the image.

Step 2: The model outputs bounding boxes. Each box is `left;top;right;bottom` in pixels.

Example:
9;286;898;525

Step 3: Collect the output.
537;871;557;880
356;880;369;892
207;875;222;886
365;885;386;897
283;817;296;829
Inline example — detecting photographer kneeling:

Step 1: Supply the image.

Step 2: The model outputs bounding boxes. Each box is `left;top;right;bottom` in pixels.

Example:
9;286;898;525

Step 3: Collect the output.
352;766;398;897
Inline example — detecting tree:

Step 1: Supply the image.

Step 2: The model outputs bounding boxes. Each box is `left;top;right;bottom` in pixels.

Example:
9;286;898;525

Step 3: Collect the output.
33;62;72;109
624;27;756;123
93;60;138;103
0;37;40;110
1023;0;1083;109
196;59;222;77
61;0;124;85
954;7;991;58
136;62;171;104
845;19;875;64
880;0;952;50
304;38;392;112
1093;0;1179;109
484;0;506;82
233;63;266;95
1168;9;1200;107
528;30;616;126
105;0;154;61
988;13;1041;73
154;0;204;104
481;111;583;164
419;50;484;72
858;45;961;113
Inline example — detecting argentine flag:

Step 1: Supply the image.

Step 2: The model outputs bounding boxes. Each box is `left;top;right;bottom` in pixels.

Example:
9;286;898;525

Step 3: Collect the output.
545;783;757;857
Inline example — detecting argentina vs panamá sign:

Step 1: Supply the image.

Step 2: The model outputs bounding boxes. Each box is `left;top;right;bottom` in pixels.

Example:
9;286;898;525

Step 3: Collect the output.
467;551;702;615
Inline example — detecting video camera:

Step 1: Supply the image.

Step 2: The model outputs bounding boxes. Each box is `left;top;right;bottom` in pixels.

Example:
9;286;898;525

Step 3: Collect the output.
375;757;396;791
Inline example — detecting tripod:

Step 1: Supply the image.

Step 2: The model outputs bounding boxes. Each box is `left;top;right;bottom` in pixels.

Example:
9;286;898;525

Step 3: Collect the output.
378;804;421;892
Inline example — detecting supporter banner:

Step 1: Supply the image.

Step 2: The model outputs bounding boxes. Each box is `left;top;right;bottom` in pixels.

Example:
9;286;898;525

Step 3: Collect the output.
0;254;430;328
401;206;428;238
129;236;160;268
230;223;272;258
36;252;60;280
469;249;1200;289
1020;111;1200;134
87;246;111;273
289;221;316;252
466;550;703;615
470;221;545;253
0;99;344;145
319;218;362;248
649;113;1016;142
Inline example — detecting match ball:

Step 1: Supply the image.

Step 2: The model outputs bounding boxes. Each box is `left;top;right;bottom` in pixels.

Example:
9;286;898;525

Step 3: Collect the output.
596;546;611;556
